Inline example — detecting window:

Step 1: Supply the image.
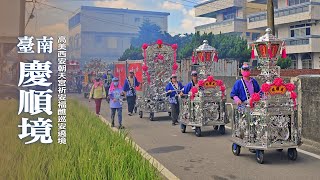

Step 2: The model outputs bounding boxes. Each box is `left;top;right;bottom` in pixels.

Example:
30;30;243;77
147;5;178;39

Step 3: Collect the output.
301;53;313;69
134;18;140;23
290;23;311;37
252;33;260;41
289;54;298;69
95;35;102;43
107;37;117;49
223;10;236;20
288;0;310;6
246;32;251;37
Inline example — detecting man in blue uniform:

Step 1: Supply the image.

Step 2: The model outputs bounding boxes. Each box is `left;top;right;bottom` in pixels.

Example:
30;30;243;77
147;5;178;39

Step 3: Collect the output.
165;74;184;126
230;63;261;105
230;63;260;153
123;69;140;116
180;71;199;130
181;71;199;95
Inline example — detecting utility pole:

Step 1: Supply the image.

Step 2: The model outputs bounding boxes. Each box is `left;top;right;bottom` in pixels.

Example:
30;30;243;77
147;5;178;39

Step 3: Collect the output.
15;0;26;84
267;0;275;35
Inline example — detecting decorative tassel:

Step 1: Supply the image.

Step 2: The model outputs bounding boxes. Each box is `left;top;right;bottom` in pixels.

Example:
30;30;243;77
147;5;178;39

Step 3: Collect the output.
281;47;287;59
143;49;147;64
251;44;255;59
214;52;218;62
268;42;272;59
192;52;196;64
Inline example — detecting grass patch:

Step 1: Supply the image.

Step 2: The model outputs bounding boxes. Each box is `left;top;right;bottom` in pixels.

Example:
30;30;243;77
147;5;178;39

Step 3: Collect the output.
0;99;160;180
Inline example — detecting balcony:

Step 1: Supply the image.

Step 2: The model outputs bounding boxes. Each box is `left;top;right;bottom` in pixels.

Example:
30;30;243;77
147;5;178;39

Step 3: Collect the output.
195;0;245;18
284;36;320;54
195;18;247;35
247;2;320;30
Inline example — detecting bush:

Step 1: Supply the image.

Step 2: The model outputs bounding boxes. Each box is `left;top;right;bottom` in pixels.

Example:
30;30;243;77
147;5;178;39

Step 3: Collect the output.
276;57;292;69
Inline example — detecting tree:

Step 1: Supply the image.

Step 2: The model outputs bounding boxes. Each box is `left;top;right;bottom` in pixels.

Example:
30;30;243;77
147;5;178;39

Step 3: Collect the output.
118;46;143;61
276;57;292;69
131;20;163;48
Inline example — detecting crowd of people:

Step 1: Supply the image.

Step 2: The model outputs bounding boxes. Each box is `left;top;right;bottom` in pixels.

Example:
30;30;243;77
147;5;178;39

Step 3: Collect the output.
88;62;261;130
89;69;140;129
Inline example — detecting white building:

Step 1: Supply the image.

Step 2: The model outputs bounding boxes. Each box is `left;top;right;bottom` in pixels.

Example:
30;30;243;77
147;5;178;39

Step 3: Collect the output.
194;0;267;42
247;0;320;69
68;6;169;65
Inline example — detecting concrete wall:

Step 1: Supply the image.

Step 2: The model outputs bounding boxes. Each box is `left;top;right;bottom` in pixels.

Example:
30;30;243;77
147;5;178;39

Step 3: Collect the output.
295;75;320;143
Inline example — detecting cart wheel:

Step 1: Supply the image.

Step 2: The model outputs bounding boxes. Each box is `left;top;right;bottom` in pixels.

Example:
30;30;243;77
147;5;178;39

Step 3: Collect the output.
149;113;154;121
180;124;186;133
288;148;297;161
219;125;225;135
256;150;264;164
168;112;172;117
232;143;241;156
139;111;143;118
213;125;219;130
134;107;137;113
276;149;283;152
195;127;201;137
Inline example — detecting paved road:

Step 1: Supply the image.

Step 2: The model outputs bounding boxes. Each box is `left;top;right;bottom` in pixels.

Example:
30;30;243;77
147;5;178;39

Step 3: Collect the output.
73;94;320;180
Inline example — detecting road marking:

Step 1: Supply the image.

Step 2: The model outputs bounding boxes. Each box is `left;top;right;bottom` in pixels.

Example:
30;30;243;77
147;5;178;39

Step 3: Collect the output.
297;149;320;160
99;116;180;180
225;125;320;160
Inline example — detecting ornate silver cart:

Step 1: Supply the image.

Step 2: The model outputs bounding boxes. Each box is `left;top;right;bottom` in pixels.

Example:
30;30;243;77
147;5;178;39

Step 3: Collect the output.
137;40;178;121
230;29;302;164
179;40;228;137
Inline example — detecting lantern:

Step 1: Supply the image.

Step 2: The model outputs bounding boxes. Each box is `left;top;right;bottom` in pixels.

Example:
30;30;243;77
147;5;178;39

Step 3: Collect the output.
253;28;283;60
194;40;218;64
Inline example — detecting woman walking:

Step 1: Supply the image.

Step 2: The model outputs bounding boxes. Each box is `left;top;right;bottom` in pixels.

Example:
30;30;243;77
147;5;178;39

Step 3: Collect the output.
89;77;106;116
109;77;125;129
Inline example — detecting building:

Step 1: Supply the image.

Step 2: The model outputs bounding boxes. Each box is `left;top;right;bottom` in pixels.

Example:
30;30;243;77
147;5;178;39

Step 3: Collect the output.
247;0;320;69
68;6;169;65
194;0;266;42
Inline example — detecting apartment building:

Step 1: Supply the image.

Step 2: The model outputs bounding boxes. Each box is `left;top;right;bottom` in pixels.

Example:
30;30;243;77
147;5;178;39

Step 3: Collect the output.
68;6;169;65
194;0;267;42
247;0;320;69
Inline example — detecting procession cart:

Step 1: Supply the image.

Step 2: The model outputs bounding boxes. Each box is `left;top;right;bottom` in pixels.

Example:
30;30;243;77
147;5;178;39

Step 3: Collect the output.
136;39;178;121
179;40;228;137
229;28;302;164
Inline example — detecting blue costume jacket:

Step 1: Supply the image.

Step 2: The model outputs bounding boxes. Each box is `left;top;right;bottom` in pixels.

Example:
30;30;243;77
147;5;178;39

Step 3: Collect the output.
230;78;261;102
182;81;195;94
123;77;140;97
165;81;184;104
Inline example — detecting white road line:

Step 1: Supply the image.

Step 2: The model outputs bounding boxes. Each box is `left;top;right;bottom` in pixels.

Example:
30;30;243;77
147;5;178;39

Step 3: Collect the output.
99;116;180;180
297;149;320;160
225;125;320;160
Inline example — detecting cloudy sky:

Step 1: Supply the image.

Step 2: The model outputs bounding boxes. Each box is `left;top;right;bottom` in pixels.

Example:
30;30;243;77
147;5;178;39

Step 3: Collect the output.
25;0;216;37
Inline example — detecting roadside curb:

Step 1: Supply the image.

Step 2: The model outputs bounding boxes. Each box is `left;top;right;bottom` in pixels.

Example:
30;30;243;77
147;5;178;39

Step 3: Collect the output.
99;116;180;180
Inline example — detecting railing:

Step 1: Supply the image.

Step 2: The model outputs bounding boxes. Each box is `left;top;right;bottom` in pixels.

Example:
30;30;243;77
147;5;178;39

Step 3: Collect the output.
248;3;310;23
195;18;246;31
285;38;310;46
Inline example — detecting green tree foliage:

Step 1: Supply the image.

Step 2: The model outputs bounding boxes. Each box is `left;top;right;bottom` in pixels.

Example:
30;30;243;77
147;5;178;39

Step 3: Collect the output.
120;21;251;62
118;45;143;61
131;20;163;48
276;57;292;69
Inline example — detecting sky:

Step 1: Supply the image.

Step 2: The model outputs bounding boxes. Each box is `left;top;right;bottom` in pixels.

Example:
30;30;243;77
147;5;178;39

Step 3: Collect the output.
25;0;216;37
